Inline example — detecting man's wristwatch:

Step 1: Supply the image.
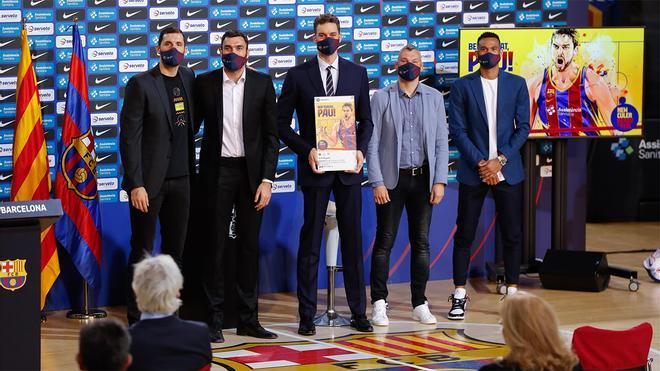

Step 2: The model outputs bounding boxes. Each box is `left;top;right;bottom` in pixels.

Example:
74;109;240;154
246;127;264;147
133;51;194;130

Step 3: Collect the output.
497;154;507;166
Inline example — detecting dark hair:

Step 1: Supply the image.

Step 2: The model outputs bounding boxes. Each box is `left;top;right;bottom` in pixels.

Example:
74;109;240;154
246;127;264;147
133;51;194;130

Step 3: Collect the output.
477;31;500;45
158;26;185;47
79;319;131;371
313;13;341;34
552;27;579;47
221;29;249;48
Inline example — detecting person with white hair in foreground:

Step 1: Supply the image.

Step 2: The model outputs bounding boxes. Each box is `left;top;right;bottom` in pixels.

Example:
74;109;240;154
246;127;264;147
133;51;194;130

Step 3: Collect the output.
128;254;212;371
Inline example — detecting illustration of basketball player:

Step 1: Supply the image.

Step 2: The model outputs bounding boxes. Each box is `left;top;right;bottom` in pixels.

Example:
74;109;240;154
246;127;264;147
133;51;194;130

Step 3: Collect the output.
527;28;618;136
327;103;357;149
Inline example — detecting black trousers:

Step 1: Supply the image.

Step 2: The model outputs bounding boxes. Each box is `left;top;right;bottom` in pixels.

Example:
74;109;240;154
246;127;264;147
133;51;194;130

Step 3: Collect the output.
298;177;367;323
452;181;523;286
126;176;190;324
370;169;433;308
204;158;262;331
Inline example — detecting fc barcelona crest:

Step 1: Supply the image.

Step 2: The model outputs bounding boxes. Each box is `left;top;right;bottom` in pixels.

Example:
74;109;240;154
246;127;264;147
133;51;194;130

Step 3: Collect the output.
61;129;98;200
0;259;27;291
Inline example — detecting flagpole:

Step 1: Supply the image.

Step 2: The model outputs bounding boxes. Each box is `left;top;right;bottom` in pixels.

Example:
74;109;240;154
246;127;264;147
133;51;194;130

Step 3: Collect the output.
66;282;107;319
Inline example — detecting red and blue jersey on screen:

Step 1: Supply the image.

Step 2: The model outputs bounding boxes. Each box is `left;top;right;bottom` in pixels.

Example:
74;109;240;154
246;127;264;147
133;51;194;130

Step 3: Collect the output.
538;66;600;136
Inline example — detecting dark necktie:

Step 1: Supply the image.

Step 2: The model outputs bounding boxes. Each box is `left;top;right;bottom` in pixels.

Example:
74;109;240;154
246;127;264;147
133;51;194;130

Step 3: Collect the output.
325;65;334;96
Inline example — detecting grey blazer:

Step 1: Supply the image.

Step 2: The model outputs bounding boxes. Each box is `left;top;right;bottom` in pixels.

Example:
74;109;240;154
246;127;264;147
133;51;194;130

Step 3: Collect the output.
367;82;449;191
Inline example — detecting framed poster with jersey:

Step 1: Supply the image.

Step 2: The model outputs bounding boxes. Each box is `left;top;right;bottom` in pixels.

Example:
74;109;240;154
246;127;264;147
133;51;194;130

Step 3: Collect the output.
459;27;645;138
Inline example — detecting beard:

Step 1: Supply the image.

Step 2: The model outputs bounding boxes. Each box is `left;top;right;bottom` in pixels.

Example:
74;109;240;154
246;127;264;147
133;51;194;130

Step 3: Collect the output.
555;56;573;72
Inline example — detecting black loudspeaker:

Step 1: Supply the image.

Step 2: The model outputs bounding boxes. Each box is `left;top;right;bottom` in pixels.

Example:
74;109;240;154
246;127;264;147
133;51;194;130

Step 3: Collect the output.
540;250;611;292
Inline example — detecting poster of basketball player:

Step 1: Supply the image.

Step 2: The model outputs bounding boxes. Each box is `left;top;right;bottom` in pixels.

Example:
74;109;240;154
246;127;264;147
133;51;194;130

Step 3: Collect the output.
459;27;644;138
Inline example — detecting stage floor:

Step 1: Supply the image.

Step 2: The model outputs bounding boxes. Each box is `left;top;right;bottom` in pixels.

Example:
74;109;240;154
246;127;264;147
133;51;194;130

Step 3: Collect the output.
42;222;660;370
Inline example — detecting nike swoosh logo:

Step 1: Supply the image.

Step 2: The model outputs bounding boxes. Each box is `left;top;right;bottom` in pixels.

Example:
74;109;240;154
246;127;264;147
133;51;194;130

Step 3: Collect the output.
195;137;202;142
0;119;14;128
36;78;48;85
187;35;202;42
94;0;106;5
415;4;430;11
442;15;457;22
245;8;260;16
387;67;397;74
186;9;202;17
360;5;375;13
275;46;289;53
126;10;141;18
442;40;456;47
187;61;202;68
361;180;369;186
0;174;12;181
415;29;430;36
157;23;173;31
496;14;510;21
359;55;375;63
387;17;402;25
30;0;45;5
246;59;260;67
0;66;16;74
469;2;484;10
303;32;314;40
522;0;536;8
95;128;112;136
125;36;142;44
448;161;455;167
95;103;111;110
32;52;48;60
95;24;111;32
156;0;166;3
548;12;562;19
275;71;287;78
216;21;232;29
64;66;70;72
278;146;288;152
0;40;14;48
95;77;111;84
247;34;259;41
275;20;289;27
0;93;15;101
274;170;290;179
97;154;112;162
62;11;78;19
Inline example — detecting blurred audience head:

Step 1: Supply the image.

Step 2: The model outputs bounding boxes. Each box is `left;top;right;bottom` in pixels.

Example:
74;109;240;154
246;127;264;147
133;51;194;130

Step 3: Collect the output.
500;291;579;370
132;254;183;315
77;318;132;371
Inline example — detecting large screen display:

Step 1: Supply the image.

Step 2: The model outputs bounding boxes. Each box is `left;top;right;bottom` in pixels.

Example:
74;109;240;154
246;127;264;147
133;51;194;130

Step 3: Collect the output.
459;27;644;138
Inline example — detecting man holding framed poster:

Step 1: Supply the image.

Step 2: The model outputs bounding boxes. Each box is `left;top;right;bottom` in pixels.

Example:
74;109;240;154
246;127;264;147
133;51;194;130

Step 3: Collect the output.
314;96;357;171
277;13;374;336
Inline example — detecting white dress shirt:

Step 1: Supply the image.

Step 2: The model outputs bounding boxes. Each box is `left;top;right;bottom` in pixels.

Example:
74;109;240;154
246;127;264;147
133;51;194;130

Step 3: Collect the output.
222;69;246;157
318;55;339;95
480;76;505;182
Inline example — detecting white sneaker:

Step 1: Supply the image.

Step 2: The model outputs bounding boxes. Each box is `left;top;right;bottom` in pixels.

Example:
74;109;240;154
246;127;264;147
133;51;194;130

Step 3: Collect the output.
412;302;437;325
643;250;660;282
371;299;389;326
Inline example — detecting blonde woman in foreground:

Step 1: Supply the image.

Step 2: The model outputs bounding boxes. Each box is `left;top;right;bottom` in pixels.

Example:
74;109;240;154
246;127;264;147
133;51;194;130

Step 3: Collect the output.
480;291;581;371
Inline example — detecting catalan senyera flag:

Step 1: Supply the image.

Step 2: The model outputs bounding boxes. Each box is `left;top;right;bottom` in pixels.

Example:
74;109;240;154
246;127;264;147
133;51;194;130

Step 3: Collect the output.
54;24;102;292
11;28;60;309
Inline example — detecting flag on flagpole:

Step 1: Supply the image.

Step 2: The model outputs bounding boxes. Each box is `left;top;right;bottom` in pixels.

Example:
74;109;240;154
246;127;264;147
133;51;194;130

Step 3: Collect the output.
11;27;60;309
54;23;103;292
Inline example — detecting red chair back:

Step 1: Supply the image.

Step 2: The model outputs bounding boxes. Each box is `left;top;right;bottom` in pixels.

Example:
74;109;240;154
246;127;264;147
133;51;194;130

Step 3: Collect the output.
571;322;653;370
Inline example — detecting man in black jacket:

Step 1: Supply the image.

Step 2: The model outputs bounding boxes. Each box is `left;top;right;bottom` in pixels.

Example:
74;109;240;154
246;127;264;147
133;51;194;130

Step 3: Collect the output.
195;30;279;343
119;26;196;325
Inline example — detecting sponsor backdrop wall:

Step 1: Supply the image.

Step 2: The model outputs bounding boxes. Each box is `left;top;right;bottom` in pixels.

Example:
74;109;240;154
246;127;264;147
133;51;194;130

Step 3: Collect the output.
0;0;578;310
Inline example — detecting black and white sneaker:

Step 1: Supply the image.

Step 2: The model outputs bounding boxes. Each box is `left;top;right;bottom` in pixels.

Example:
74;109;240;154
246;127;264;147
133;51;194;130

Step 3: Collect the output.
447;294;468;320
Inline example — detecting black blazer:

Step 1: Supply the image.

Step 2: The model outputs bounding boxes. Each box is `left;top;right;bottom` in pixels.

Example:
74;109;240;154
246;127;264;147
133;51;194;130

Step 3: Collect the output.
277;57;373;187
128;316;211;371
119;66;196;196
194;68;279;195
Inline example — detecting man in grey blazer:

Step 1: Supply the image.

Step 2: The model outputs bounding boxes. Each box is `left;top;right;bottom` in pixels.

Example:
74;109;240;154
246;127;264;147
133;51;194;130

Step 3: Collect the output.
367;44;449;326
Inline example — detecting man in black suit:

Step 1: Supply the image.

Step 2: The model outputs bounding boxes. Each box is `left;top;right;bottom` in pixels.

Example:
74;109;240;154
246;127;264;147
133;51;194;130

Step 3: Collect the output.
119;26;196;324
277;13;374;335
195;30;279;343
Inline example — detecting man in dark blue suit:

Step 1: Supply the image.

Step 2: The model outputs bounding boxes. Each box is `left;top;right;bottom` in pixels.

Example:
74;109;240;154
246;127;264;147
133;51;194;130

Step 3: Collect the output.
277;13;374;335
448;32;530;320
